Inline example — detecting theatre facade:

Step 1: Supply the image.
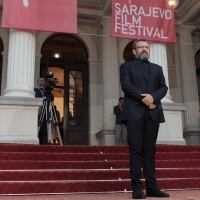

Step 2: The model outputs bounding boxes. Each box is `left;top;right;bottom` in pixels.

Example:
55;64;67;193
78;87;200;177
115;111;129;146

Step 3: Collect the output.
0;0;199;146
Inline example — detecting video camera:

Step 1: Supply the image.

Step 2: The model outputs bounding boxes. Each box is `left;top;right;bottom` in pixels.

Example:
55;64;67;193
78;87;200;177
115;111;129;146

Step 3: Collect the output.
44;72;58;102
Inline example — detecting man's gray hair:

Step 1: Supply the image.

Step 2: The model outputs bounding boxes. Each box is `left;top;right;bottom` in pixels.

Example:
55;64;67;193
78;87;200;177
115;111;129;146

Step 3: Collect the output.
133;38;149;49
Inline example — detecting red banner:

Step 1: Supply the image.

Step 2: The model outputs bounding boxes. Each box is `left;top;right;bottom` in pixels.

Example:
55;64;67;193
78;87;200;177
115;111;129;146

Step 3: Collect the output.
111;0;176;43
1;0;77;34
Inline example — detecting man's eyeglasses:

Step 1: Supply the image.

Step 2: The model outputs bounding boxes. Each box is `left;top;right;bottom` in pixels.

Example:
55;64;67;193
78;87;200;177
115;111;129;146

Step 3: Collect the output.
136;46;150;49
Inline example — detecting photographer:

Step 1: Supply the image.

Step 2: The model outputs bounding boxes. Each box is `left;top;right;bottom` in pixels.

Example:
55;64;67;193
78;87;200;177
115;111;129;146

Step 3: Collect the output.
34;77;45;98
36;72;60;145
113;97;127;145
34;77;48;144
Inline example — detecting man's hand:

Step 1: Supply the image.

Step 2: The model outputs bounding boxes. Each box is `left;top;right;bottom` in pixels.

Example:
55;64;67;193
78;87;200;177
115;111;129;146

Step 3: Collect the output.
141;94;154;106
148;103;156;109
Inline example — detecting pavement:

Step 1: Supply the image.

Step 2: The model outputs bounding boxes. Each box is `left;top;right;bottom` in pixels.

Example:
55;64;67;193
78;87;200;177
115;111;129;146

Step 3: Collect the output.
0;189;200;200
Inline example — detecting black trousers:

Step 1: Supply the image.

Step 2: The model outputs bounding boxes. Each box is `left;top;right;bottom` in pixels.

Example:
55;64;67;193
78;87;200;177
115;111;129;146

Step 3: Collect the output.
126;109;159;190
38;118;48;145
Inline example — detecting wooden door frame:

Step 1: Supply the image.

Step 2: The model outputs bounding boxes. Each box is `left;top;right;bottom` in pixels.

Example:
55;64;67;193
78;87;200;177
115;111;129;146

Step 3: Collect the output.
64;61;89;145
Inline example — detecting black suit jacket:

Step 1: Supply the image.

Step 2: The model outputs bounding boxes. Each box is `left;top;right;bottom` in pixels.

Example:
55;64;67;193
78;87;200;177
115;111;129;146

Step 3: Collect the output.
113;105;123;125
34;88;44;98
120;59;168;123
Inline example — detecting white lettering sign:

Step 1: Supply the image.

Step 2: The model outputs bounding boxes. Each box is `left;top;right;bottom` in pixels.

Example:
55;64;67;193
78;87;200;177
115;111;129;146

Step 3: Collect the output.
114;2;172;40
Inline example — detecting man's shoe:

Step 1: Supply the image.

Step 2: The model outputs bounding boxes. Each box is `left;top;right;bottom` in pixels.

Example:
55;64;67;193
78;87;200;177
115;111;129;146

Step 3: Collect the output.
146;187;170;198
132;188;146;199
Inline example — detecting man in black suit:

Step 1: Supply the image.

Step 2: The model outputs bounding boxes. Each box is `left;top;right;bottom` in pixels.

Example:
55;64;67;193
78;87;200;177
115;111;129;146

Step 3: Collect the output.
120;38;169;199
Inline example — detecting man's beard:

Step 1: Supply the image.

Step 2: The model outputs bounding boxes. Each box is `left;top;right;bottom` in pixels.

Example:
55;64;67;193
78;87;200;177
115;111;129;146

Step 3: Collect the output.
135;51;149;61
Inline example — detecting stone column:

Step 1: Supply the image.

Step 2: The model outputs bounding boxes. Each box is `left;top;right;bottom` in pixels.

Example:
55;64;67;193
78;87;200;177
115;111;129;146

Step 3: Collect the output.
4;29;35;97
102;19;119;130
34;53;42;86
177;26;200;145
0;29;42;144
149;42;173;103
149;42;186;145
89;58;102;145
96;19;119;145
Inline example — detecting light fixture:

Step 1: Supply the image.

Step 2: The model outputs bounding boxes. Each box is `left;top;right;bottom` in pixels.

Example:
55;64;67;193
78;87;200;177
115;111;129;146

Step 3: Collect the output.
168;0;179;8
52;51;62;58
54;53;60;58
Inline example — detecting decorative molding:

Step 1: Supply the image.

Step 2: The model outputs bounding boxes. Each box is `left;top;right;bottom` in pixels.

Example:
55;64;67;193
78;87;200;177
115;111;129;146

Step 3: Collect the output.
0;96;43;106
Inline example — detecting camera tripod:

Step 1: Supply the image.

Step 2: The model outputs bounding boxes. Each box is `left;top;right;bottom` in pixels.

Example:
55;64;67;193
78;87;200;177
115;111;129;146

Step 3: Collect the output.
38;97;63;145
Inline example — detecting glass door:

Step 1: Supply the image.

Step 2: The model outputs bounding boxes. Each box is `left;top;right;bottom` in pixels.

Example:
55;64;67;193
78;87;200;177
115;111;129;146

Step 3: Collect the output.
64;62;88;145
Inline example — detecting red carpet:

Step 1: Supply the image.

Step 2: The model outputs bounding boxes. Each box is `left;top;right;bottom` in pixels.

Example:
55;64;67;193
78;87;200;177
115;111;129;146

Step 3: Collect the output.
0;143;200;194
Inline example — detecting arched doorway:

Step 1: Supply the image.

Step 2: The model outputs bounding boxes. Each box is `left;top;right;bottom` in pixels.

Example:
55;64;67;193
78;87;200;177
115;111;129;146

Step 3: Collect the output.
41;34;89;145
123;41;135;62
